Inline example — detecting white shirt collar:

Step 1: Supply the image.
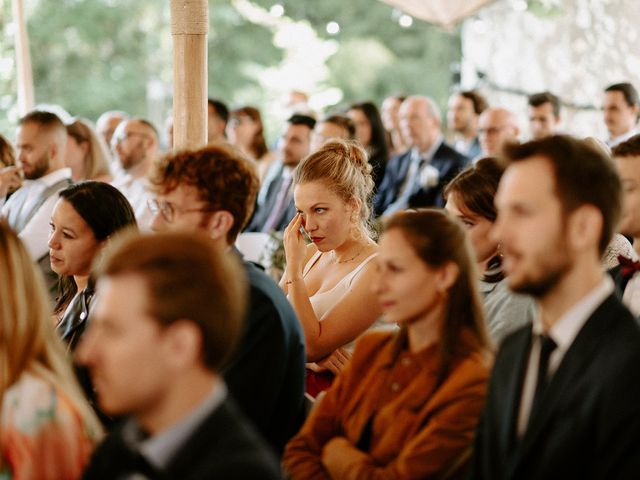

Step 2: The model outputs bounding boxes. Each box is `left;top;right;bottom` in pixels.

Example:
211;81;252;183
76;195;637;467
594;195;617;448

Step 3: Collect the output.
23;167;71;187
412;134;443;163
607;127;640;147
533;276;614;352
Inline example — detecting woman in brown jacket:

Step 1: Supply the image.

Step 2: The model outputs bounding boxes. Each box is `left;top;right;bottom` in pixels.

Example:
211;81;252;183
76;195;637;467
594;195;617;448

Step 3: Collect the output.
283;209;493;480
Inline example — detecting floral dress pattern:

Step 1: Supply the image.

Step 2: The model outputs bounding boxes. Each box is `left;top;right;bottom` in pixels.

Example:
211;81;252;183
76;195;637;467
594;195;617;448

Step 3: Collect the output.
0;372;97;480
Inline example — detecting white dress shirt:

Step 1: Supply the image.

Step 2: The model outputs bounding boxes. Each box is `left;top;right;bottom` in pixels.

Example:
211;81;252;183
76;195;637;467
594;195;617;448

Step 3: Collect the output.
112;174;153;231
516;276;614;437
606;127;640;148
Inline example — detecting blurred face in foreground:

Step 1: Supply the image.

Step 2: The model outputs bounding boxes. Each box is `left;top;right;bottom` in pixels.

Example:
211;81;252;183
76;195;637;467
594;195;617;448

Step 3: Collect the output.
615;154;640;238
493;156;571;297
77;274;176;426
373;228;448;326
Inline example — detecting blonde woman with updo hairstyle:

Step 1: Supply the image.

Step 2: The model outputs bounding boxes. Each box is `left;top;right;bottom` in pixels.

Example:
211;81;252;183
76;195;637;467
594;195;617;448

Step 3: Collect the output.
281;139;382;396
65;118;112;182
0;221;102;478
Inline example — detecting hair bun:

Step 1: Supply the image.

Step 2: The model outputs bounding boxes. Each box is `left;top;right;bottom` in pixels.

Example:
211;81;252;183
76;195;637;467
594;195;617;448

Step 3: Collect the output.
344;140;372;176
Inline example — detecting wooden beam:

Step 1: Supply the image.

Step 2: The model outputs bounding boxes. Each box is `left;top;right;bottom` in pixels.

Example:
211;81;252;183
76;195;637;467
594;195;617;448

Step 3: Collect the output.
12;0;35;115
170;0;208;150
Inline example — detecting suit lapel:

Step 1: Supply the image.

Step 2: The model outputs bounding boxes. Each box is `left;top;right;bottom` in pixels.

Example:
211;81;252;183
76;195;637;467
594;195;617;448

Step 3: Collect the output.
500;328;533;456
395;151;412;190
512;294;619;463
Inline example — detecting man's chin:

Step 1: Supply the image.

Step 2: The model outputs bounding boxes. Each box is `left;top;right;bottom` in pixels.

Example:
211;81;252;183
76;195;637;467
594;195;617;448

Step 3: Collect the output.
508;273;561;298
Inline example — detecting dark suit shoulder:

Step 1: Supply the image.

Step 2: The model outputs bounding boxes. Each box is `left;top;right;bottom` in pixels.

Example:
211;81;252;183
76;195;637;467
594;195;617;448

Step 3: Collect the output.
243;260;304;344
168;398;282;480
224;261;306;453
434;140;469;165
587;294;640;365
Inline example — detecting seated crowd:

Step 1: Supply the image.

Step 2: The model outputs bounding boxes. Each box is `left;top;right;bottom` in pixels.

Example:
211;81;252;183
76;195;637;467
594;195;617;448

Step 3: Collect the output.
1;83;640;479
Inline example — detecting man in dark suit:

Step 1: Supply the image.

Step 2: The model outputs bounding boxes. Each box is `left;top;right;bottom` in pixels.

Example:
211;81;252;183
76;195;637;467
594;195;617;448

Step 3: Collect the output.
146;144;306;454
78;232;280;479
247;113;316;232
471;135;640;480
374;95;467;216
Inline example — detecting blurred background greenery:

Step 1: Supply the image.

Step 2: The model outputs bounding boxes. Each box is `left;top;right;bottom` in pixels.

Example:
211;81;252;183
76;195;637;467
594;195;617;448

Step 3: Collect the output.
0;0;461;142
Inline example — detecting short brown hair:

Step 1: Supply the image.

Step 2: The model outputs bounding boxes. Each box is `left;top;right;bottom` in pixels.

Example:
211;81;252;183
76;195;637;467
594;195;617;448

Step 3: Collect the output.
612;134;640;158
321;114;356;139
148;143;259;243
97;231;247;371
459;90;489;115
528;91;561;118
504;135;622;255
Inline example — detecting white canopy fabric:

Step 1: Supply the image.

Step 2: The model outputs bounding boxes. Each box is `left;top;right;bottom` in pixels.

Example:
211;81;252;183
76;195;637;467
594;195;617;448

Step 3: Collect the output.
380;0;495;28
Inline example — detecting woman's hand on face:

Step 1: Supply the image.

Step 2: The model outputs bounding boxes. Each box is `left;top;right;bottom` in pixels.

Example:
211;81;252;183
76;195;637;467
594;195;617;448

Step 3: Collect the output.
0;166;22;198
283;213;307;280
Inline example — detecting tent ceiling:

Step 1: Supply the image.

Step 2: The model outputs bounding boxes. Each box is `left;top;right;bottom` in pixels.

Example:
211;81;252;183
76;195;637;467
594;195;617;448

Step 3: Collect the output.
380;0;495;28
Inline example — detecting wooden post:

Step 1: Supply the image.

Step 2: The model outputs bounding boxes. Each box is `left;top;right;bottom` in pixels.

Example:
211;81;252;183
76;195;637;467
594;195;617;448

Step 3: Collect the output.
12;0;35;115
170;0;208;150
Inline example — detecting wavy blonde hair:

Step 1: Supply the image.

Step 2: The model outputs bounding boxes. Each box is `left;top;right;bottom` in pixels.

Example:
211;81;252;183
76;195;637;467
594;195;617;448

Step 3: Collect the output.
0;221;102;439
66;117;112;180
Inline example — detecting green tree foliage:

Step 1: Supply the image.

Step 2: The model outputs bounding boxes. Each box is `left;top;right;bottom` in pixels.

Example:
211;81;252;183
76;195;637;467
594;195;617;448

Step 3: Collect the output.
251;0;462;109
0;0;460;137
0;0;283;135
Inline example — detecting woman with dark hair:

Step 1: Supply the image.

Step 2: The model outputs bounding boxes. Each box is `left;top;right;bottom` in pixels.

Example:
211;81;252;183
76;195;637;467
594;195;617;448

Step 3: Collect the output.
348;102;389;189
49;181;138;349
227;106;276;180
283;209;491;479
444;157;534;343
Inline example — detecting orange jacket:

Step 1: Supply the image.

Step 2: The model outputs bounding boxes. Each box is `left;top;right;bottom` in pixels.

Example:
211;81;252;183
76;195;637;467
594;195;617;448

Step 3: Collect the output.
283;330;491;480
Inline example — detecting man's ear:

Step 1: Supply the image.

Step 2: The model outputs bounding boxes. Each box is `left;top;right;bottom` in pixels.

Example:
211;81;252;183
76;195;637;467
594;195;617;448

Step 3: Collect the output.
567;204;603;253
162;319;203;369
48;141;59;164
205;210;235;241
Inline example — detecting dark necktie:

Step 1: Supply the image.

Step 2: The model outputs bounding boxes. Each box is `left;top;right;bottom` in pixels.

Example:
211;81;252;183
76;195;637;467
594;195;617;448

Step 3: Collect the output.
617;254;640;281
529;334;557;419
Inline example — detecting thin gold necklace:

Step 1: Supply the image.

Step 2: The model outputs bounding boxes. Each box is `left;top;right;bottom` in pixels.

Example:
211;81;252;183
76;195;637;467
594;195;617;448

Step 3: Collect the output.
333;246;365;264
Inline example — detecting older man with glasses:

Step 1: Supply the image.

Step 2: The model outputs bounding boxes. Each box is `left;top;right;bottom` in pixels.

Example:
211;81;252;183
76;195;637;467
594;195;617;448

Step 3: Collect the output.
110;118;159;229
